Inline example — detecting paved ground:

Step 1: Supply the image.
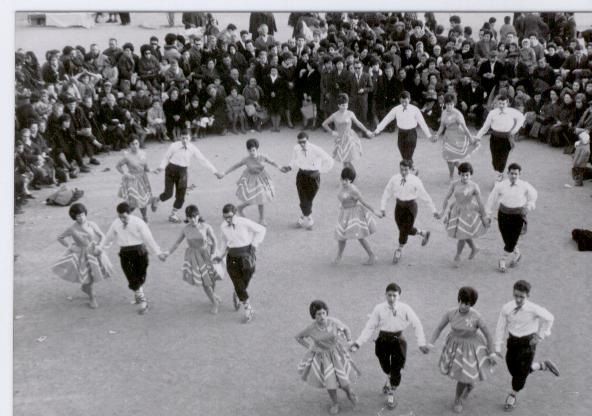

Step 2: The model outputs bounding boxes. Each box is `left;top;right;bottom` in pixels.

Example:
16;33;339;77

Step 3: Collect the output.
11;11;592;416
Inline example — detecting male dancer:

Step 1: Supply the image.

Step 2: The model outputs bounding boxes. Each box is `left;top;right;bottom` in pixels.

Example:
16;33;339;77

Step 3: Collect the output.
281;131;334;229
475;93;525;182
151;128;222;223
495;280;560;411
350;283;429;409
98;202;166;314
373;91;433;174
485;163;537;272
213;203;266;323
380;159;437;264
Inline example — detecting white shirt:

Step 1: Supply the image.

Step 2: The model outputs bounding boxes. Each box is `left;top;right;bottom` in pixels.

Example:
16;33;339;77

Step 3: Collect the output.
355;301;427;347
485;178;538;216
289;142;334;173
219;216;266;250
100;215;162;255
159;141;218;173
476;107;526;139
376;104;432;137
380;173;437;213
494;299;554;353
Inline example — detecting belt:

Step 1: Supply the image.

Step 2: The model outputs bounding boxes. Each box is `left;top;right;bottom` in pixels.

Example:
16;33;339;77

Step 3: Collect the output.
499;204;526;215
378;330;403;338
119;244;146;253
298;169;320;175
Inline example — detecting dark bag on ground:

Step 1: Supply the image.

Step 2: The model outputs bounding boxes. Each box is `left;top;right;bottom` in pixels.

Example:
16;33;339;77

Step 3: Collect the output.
572;228;592;251
46;185;84;206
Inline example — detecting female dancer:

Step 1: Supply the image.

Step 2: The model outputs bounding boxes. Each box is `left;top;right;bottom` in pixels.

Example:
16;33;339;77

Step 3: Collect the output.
334;167;379;265
432;93;480;181
116;136;153;222
322;93;372;172
218;138;284;226
164;205;222;314
296;300;360;415
52;203;113;309
435;162;488;266
428;287;497;413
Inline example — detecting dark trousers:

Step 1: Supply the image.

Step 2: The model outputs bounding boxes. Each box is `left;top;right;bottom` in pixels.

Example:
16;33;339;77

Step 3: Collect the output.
490;131;512;173
498;208;525;253
119;245;149;291
226;246;256;302
395;199;418;245
397;128;417;166
119;13;131;24
66;141;91;167
375;331;407;388
296;169;320;216
506;333;537;392
159;163;187;210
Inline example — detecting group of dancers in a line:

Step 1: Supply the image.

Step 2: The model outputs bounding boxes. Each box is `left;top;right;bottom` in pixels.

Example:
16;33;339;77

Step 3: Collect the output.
296;281;559;414
48;89;553;412
52;88;535;315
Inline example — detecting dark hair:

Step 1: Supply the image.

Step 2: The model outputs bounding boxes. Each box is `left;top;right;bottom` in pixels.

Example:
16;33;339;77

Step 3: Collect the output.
184;204;205;222
309;300;329;319
513;280;531;294
507;162;522;172
69;202;87;220
222;203;236;214
117;202;132;214
457;162;473;174
458;286;478;306
246;138;259;150
297;131;308;140
385;283;401;294
341;166;356;182
337;93;349;104
443;93;456;104
399;159;413;168
399;91;411;100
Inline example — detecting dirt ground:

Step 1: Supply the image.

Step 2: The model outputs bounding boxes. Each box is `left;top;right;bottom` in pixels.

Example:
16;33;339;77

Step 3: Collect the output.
12;12;592;416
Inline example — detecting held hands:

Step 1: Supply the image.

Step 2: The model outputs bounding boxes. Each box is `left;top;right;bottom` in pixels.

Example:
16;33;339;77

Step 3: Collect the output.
158;252;168;262
331;130;339;137
380;209;386;218
529;334;542;347
280;166;292;173
152;167;163;174
349;342;360;353
419;345;430;354
215;172;225;179
433;211;442;220
212;256;222;264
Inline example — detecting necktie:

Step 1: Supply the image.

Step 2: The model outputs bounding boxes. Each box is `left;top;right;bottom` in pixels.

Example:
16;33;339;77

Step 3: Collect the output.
390;306;397;317
231;222;235;229
183;143;187;150
303;148;307;157
400;177;406;186
122;219;128;229
512;304;522;314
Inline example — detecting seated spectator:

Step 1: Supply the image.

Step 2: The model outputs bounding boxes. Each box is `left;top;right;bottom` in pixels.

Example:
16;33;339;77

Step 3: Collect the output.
146;98;168;142
99;93;127;150
137;44;161;90
203;83;228;135
163;87;185;139
225;86;247;134
184;95;205;138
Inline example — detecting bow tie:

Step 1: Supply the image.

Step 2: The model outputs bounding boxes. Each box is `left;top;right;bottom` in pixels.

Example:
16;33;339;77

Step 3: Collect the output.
400;177;407;185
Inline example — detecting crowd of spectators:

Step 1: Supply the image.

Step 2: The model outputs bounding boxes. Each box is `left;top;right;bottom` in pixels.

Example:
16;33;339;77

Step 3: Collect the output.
14;12;592;214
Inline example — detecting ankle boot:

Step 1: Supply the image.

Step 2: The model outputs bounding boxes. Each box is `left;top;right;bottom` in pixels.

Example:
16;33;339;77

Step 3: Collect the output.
231;120;238;134
574;167;584;186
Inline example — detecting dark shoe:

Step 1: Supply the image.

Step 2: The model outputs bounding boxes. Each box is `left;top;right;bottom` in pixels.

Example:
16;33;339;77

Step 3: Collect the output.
392;248;402;264
421;231;431;246
232;292;240;311
544;360;560;377
25;193;35;199
89;158;101;165
150;196;159;212
80;165;91;173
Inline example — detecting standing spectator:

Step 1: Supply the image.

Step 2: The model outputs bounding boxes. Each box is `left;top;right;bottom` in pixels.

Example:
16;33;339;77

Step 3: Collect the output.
225;86;247;134
249;12;277;39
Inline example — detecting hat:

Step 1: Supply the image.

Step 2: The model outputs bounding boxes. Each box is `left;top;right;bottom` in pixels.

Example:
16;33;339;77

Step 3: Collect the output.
508;51;520;58
150;36;158;42
489;51;498;57
122;42;134;52
62;45;74;55
516;85;526;92
58;114;71;123
103;80;112;86
547;42;557;50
